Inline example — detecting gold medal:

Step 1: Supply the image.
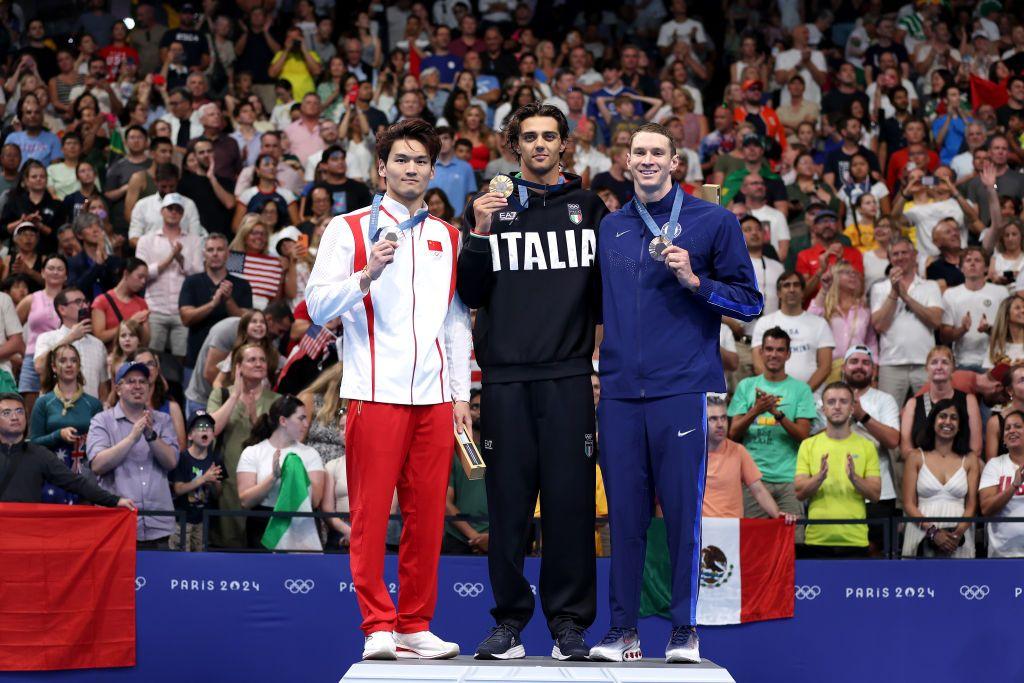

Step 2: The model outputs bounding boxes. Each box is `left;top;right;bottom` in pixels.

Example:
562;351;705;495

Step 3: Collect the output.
489;174;514;198
649;236;671;261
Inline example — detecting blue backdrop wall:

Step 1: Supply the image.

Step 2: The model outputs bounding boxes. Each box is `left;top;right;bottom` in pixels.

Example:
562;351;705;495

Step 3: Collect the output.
0;554;1020;682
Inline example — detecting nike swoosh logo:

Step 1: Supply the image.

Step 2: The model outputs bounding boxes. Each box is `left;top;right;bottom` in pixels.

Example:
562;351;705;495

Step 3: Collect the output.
615;230;630;238
678;429;696;437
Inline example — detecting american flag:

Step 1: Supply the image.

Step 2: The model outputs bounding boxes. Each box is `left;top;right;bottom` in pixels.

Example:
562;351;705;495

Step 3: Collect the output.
298;324;335;361
275;324;337;390
226;251;283;300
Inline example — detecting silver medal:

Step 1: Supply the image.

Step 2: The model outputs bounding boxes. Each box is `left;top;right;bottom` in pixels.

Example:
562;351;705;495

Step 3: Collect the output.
661;221;682;240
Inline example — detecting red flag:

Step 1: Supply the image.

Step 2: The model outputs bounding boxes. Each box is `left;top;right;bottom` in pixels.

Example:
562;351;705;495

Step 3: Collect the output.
970;74;1009;112
0;504;136;671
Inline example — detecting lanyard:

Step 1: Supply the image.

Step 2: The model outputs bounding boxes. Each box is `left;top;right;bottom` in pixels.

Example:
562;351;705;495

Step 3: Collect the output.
513;174;565;208
369;193;429;242
633;186;684;239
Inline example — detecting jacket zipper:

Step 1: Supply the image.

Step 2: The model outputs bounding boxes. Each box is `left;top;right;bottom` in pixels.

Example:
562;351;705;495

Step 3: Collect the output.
409;227;419;404
636;227;646;398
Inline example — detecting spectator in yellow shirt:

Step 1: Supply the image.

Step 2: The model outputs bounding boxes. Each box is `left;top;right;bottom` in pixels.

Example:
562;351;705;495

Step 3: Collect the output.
795;381;881;558
268;27;322;99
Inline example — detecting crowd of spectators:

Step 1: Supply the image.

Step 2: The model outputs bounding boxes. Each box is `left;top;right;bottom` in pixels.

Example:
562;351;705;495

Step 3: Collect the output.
0;0;1023;557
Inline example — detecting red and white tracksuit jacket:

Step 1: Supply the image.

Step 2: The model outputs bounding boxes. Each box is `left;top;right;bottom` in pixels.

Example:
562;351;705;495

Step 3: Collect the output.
306;194;472;635
305;193;471;405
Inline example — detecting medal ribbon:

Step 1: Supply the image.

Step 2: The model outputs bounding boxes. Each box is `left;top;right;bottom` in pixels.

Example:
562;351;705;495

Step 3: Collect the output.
369;193;429;242
633;186;683;239
513;174;565;208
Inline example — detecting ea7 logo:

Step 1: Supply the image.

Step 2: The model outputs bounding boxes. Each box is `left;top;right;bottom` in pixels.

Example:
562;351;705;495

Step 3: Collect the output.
499;211;518;221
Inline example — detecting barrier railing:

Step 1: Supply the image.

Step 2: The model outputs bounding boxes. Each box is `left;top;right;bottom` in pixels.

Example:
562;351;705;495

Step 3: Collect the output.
122;509;1024;558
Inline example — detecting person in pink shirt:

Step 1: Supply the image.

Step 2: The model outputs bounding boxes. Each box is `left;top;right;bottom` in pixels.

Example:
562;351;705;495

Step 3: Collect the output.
284;93;327;163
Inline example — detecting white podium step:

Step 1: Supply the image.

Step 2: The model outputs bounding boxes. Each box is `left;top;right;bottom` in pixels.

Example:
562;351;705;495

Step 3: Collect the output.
341;656;735;683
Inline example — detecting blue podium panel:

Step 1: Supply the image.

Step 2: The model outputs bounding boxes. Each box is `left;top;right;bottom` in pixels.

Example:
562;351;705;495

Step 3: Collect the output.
341;657;735;683
0;554;1020;683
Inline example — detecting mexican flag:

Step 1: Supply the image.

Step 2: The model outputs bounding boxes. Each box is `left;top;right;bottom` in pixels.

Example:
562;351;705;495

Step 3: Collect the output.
261;453;322;552
641;517;794;625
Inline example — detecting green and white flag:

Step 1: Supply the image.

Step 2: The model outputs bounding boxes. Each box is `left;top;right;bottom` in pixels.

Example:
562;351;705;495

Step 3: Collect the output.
262;453;322;551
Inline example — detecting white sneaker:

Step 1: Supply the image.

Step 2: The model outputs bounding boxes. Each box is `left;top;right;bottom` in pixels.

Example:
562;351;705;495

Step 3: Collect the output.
362;631;397;660
394;630;460;659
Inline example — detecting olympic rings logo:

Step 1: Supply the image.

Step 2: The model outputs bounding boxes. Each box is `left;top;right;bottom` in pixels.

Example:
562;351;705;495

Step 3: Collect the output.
794;585;821;600
453;582;484;598
284;579;315;594
135;576;147;591
960;585;990;600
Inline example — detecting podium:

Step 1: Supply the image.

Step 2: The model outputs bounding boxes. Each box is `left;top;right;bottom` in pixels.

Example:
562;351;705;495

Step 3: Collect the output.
341;656;735;682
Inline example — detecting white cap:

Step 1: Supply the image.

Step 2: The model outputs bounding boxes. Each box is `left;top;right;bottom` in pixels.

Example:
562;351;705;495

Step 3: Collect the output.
270;226;302;255
160;193;186;209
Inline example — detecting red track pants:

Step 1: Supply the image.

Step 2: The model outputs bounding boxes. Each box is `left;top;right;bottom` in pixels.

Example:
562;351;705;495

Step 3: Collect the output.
345;400;454;635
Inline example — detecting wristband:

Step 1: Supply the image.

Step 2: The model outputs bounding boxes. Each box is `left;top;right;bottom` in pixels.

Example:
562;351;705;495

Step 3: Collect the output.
859;414;872;426
469;229;490;239
925;525;938;540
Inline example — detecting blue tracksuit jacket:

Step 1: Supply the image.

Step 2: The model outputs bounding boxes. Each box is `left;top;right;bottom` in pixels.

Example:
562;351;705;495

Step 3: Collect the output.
597;185;763;398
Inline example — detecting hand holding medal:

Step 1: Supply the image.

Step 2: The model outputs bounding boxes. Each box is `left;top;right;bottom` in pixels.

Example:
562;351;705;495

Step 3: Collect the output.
472;175;513;234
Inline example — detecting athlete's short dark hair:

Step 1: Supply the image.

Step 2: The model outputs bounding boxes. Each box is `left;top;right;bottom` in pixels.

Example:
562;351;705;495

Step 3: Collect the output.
376;118;441;165
762;326;791;350
503;102;568;160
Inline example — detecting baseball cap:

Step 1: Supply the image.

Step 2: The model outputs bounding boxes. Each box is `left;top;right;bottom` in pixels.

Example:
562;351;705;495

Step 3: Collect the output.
814;209;839;222
741;133;764;147
270;226;302;255
160;193;186;209
742;79;763;91
843;344;874;362
115;361;150;383
187;410;216;433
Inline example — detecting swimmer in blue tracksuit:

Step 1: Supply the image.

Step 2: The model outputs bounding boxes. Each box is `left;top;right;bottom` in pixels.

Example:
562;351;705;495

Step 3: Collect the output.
590;122;762;664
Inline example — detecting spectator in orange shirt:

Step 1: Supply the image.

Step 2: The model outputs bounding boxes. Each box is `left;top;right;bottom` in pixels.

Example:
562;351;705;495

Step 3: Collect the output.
733;79;787;156
703;394;796;521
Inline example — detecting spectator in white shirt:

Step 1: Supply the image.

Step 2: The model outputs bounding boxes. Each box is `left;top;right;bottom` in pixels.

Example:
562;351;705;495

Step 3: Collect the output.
726;215;784;386
33;287;109;401
742;173;790;263
773;25;828;106
128;163;205;248
753;271;835;391
980;409;1024;558
657;0;708;53
870;237;943;404
939;247;1008;371
0;291;24;386
899;167;967;259
134;194;204;362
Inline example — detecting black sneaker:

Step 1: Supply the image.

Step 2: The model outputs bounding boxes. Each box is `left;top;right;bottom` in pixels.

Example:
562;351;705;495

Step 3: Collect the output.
552;624;590;661
475;624;525;660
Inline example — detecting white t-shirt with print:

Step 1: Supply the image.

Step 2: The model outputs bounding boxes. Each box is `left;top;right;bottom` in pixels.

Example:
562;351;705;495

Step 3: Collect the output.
870;276;943;366
749;205;791;255
941;283;1008;368
980;455;1024;558
752;310;835;384
237;440;325;508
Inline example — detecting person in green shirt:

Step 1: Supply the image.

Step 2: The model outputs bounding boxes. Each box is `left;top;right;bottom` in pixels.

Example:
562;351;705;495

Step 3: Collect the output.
728;326;816;525
207;344;280;548
444;389;488;554
795;381;881;557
